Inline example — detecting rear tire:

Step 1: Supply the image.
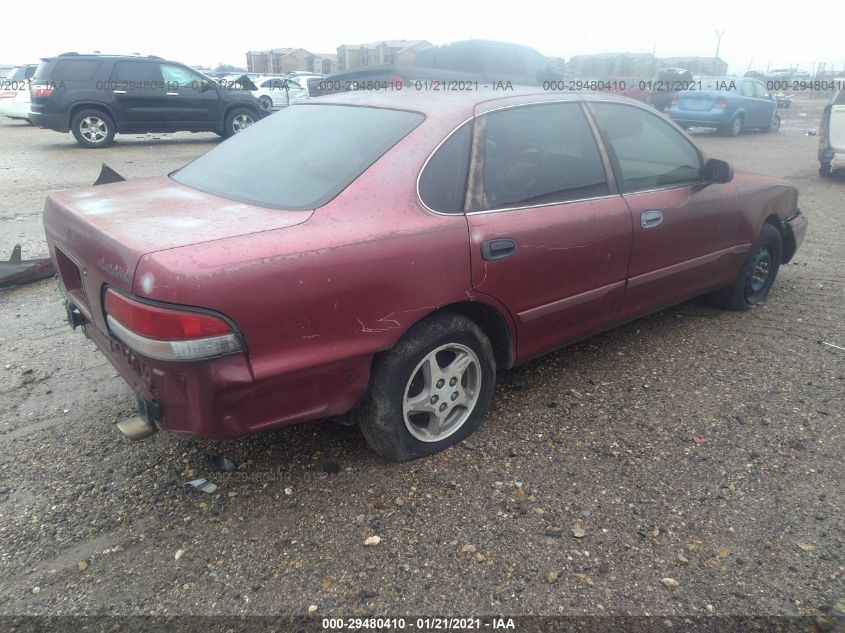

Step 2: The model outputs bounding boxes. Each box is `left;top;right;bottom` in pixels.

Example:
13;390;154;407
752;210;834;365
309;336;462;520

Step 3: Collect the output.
258;95;273;111
722;114;743;137
356;312;496;462
819;163;832;177
765;113;781;133
222;107;257;138
70;109;115;148
710;223;782;311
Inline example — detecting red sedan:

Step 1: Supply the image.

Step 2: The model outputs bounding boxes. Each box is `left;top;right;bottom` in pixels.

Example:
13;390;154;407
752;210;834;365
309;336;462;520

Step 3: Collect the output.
43;89;807;461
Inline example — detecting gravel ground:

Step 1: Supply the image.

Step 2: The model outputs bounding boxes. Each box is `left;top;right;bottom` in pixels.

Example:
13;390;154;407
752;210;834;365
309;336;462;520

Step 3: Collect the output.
0;96;842;623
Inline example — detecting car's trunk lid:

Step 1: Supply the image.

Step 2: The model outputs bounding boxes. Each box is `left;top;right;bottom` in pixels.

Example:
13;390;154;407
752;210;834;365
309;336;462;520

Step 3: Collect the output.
44;175;312;333
677;91;720;111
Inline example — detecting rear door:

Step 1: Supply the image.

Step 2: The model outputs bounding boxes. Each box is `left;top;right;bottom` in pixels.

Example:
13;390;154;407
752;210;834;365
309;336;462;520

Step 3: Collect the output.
752;80;776;127
108;60;167;127
464;99;632;361
739;79;765;127
157;63;220;129
589;100;744;319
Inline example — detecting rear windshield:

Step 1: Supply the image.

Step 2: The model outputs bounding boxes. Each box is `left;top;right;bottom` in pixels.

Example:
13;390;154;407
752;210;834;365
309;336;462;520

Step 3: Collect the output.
173;104;424;210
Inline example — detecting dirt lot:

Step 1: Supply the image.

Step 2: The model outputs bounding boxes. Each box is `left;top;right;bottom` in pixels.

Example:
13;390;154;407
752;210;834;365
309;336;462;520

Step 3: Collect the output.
0;96;843;625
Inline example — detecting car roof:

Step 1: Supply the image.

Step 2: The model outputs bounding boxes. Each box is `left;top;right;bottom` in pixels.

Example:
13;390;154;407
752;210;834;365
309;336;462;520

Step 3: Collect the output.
304;87;642;122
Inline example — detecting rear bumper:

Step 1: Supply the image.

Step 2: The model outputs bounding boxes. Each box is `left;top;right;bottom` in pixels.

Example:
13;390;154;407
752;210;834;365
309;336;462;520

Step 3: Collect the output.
29;111;69;132
67;300;369;439
668;109;729;127
0;98;31;119
829;151;845;171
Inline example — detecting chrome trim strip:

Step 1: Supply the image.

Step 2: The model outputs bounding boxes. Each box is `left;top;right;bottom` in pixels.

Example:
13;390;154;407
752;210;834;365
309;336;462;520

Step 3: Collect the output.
106;315;241;362
626;246;736;290
518;280;626;323
466;194;622;216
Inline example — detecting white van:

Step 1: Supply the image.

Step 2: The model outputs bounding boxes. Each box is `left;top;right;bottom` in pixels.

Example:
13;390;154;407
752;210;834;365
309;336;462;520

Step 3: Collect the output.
819;89;845;176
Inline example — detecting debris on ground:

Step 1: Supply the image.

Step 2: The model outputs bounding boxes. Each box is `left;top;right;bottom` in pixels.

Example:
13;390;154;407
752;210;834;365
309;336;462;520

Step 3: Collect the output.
185;478;217;494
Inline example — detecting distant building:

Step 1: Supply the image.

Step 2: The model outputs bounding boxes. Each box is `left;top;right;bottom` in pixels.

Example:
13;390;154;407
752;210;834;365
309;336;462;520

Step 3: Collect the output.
246;48;338;75
659;56;728;76
336;40;432;70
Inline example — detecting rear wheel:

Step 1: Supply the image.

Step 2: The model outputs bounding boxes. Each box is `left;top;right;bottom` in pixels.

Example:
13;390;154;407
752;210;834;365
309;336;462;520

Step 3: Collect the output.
356;312;496;461
258;95;273;111
723;114;743;137
70;109;115;148
765;113;781;133
710;223;782;310
222;107;257;138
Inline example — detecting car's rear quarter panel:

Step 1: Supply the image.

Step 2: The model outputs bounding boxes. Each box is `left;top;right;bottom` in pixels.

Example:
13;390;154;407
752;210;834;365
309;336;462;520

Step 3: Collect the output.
133;117;481;433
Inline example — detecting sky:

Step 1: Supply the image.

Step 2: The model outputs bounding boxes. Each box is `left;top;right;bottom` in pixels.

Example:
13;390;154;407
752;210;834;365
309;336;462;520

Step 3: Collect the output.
2;0;843;75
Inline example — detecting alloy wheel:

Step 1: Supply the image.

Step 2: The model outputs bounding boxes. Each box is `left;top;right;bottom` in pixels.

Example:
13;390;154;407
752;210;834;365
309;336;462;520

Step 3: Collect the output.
402;343;481;442
80;117;107;143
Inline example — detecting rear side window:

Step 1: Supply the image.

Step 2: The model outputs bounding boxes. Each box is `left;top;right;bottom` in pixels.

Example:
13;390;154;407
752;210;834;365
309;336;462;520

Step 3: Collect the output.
482;44;522;76
416;44;483;73
591;102;702;192
52;60;101;81
173;105;424;210
476;103;609;210
110;61;159;84
419;123;472;213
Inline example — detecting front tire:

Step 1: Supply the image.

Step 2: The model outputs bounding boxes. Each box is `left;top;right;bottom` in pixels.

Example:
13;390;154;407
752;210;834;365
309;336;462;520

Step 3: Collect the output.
765;113;781;133
819;163;832;177
710;223;783;311
222;107;257;138
70;109;115;148
258;95;273;111
357;312;496;461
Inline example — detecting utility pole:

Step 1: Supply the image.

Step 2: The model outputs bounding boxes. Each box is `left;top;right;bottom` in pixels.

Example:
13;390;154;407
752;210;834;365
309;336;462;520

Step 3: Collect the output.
714;30;725;74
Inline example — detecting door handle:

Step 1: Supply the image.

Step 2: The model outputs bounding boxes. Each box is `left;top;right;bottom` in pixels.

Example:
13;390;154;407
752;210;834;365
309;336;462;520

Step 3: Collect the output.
112;90;127;94
481;238;517;261
640;210;664;229
166;92;179;96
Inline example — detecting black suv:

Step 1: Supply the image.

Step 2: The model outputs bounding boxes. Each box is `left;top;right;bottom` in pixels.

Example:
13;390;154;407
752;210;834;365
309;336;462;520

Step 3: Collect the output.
29;53;265;148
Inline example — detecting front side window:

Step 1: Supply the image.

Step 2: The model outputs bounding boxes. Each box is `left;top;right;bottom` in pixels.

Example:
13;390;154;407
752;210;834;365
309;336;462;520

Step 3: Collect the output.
418;123;472;213
476;103;609;210
591;102;702;192
173;105;424;210
159;64;205;88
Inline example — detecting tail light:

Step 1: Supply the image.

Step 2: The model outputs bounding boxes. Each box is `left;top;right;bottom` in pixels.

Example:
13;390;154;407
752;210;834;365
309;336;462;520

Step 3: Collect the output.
103;289;242;361
32;85;53;98
714;96;728;108
671;94;679;105
388;73;405;88
1;90;16;99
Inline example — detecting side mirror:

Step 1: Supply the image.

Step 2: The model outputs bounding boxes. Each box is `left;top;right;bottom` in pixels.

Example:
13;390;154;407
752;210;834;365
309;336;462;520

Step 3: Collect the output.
200;80;215;93
704;158;733;183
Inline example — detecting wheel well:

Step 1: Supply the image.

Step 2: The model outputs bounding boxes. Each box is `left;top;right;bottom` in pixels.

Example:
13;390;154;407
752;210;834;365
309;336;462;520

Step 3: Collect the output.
437;302;514;370
224;102;260;121
69;103;114;125
763;213;797;263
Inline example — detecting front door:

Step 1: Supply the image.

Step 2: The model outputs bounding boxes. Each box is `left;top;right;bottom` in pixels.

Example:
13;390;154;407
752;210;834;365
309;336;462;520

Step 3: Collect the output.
464;100;633;362
157;63;220;130
589;101;744;319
